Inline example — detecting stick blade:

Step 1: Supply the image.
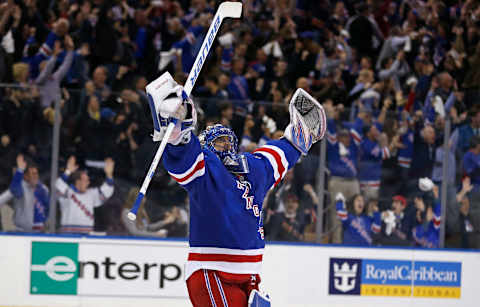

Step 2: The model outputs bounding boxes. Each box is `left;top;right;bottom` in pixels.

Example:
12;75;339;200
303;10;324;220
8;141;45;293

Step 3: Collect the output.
219;1;242;18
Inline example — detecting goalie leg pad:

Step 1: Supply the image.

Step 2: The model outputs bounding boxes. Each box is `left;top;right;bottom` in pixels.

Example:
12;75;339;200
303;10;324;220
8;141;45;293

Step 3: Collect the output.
283;88;326;155
248;289;271;307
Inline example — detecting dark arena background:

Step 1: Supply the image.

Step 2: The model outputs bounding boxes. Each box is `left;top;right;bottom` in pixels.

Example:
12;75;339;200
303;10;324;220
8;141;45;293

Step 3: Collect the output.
0;0;478;306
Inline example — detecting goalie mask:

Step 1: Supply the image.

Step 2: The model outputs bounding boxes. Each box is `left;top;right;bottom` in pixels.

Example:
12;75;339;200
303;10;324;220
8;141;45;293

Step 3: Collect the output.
199;124;249;174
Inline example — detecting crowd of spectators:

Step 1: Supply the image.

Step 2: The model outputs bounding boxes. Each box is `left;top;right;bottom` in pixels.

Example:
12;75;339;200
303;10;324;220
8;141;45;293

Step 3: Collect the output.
0;0;479;249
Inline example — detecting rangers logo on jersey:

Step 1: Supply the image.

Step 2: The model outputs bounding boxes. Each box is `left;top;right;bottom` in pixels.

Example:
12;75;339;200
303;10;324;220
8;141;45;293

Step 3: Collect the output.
236;180;264;240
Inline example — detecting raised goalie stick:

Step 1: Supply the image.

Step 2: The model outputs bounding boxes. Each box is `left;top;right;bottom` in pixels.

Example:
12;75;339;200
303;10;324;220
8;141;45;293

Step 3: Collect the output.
128;2;243;220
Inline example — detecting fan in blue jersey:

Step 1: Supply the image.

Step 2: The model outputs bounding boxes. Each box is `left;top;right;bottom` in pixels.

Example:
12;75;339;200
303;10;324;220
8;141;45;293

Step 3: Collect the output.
146;72;326;307
335;193;381;246
412;179;442;248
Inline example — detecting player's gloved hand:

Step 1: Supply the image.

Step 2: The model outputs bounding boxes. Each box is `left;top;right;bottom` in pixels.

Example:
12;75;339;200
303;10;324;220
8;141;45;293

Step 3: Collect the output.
284;88;326;155
335;192;345;203
146;72;197;145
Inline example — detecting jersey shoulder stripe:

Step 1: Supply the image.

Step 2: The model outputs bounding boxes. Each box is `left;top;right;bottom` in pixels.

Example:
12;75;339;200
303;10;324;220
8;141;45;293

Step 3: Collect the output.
253;144;289;187
168;152;205;185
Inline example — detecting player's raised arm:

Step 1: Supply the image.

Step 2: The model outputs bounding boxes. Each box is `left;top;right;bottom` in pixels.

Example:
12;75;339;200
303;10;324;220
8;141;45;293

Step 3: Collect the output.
250;88;327;190
147;73;202;188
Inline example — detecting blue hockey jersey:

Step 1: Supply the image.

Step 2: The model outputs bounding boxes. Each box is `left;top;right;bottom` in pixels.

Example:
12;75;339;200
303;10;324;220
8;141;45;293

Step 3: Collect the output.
412;202;441;248
163;134;300;279
336;200;381;246
358;137;390;188
326;119;358;178
397;129;414;169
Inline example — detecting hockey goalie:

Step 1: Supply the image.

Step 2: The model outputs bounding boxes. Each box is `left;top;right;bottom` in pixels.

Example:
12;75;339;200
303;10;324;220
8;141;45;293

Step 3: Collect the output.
148;72;326;307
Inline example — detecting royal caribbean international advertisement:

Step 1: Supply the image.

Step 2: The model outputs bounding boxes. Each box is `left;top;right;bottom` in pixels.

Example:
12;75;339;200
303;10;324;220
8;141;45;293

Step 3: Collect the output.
329;257;462;298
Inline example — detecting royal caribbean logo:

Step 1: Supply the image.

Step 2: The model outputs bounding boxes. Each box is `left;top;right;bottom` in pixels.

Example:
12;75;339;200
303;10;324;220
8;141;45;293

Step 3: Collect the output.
329;258;462;299
329;258;361;295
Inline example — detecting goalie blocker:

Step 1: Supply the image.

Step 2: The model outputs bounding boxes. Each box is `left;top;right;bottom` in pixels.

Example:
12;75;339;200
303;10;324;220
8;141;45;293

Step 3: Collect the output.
284;88;327;155
146;71;197;145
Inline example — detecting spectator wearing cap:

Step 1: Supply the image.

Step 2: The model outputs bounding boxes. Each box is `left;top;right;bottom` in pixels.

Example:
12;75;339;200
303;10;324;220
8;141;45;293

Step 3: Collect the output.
335;193;381;246
324;102;360;244
380;195;416;246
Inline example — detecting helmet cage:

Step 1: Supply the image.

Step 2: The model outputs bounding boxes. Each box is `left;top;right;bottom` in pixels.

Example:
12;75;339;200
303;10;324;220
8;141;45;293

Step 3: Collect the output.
199;124;248;174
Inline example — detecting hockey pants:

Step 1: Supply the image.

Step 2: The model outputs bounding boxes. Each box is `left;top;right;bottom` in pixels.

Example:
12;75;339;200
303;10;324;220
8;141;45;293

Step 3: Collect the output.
187;269;260;307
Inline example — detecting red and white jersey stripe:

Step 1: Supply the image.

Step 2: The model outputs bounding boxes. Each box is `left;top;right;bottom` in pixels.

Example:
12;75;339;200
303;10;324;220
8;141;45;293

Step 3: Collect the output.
433;215;441;229
186;247;264;280
169;153;205;185
381;147;391;160
350;129;362;145
326;131;337;144
60;225;93;233
398;157;412;168
337;210;348;221
40;44;52;56
253;145;289;187
360;180;381;189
